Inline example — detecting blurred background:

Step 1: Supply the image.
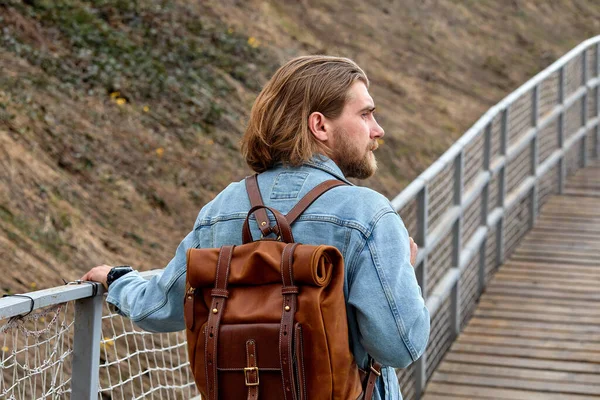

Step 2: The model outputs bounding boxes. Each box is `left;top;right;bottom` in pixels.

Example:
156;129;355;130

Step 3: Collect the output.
1;0;599;294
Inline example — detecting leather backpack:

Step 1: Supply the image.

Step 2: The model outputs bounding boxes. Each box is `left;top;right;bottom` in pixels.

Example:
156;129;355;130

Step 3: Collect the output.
184;175;382;399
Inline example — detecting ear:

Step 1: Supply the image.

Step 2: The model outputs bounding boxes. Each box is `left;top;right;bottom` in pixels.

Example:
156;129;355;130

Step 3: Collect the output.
308;111;330;142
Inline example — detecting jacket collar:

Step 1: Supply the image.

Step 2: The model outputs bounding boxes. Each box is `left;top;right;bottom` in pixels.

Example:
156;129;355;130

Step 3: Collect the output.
303;156;354;186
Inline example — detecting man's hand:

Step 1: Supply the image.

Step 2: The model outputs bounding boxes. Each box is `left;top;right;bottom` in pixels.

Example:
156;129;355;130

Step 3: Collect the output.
81;265;112;290
409;237;418;267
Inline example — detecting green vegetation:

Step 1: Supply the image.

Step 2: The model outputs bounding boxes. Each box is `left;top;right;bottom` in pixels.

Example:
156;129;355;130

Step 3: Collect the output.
2;0;276;132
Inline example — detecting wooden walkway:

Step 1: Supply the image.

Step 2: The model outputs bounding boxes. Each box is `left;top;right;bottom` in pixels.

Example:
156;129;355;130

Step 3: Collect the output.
423;160;600;399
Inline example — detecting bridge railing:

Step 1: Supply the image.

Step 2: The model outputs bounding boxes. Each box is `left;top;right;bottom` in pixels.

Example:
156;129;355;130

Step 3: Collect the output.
1;36;599;400
392;36;599;399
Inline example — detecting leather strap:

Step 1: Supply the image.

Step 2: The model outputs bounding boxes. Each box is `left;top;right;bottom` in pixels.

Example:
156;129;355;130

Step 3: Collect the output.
245;175;274;237
244;174;346;241
245;340;259;400
285;180;346;224
294;324;306;400
205;245;234;400
242;205;294;244
279;243;299;400
362;357;382;400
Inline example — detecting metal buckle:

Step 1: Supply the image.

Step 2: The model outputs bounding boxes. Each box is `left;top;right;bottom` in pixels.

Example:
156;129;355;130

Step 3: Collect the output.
244;367;259;386
370;361;381;377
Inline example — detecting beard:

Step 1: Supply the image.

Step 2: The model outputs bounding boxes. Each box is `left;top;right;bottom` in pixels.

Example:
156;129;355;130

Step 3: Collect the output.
331;127;378;179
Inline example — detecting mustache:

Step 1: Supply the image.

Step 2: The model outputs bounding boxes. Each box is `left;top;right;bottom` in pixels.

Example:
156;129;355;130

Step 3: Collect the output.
369;141;379;151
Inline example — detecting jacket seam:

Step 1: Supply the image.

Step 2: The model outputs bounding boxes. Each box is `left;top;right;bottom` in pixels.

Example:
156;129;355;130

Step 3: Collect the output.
365;217;419;362
130;267;187;322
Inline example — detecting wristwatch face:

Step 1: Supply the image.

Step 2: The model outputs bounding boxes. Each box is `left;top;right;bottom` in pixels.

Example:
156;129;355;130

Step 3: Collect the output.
107;266;133;287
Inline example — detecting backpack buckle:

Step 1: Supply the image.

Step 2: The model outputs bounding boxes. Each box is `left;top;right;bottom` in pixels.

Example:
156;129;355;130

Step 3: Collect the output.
244;367;259;386
369;359;381;376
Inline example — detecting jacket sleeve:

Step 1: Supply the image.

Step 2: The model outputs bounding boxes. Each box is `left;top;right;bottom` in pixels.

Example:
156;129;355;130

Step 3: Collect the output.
105;227;200;333
347;211;430;368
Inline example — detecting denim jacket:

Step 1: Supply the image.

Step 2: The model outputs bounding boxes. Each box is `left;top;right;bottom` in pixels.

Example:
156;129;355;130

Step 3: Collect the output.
107;157;430;400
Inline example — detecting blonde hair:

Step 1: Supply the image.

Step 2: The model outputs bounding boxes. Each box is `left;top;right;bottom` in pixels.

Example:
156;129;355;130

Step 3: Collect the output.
241;55;369;172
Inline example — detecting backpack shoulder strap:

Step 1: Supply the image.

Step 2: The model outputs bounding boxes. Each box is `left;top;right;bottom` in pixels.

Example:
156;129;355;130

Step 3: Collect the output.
245;174;347;235
245;174;273;236
285;180;346;224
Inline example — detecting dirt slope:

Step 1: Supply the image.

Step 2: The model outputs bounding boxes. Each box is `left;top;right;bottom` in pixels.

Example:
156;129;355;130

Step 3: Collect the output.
0;0;598;293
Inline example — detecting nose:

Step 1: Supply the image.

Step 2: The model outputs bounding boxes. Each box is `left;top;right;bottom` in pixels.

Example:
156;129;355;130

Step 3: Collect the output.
372;120;385;139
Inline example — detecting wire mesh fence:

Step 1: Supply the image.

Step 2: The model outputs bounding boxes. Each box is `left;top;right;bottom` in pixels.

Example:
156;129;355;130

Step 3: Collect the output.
1;304;73;399
1;36;599;400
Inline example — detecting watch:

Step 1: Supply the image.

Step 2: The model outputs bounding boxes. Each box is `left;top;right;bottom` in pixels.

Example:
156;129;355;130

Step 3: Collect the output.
106;265;134;287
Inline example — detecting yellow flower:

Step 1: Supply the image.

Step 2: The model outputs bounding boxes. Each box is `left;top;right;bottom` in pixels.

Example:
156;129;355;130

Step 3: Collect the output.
116;98;126;106
247;37;260;48
143;106;150;113
1;346;8;353
110;91;120;99
155;147;164;157
102;337;115;347
227;27;234;34
30;282;37;289
377;139;385;145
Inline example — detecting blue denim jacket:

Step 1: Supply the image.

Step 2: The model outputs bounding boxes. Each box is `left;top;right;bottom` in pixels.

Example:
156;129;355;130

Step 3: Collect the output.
107;157;430;400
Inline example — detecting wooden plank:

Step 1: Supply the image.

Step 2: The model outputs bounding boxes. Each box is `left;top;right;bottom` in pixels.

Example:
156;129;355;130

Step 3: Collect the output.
457;332;600;352
425;382;599;400
563;189;600;197
436;361;600;385
467;317;600;335
500;263;600;278
502;260;600;274
484;284;600;302
529;224;600;234
480;292;598;308
488;279;600;296
450;342;600;363
505;255;599;266
493;271;600;287
463;324;600;343
477;298;600;318
422;395;472;400
513;248;600;260
518;231;600;241
431;372;600;396
519;241;600;251
473;308;600;325
443;352;600;374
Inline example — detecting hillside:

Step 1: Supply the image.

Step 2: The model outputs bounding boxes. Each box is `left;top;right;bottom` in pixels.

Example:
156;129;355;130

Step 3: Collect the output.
1;0;599;294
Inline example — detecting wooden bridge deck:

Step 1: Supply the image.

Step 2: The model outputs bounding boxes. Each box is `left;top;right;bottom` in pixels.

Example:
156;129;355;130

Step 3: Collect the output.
423;160;600;400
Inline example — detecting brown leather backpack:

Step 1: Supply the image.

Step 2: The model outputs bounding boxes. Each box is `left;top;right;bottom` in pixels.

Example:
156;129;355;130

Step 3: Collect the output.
184;175;381;400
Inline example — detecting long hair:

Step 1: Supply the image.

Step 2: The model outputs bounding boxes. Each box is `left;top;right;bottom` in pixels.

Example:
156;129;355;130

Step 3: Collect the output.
241;55;369;172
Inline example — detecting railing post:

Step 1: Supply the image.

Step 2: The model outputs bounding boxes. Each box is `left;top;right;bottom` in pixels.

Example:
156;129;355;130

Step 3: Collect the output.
451;150;463;337
416;186;428;299
530;85;540;226
72;290;103;400
480;123;491;293
497;108;508;265
415;352;426;400
581;49;588;167
450;280;459;340
558;66;566;193
414;185;428;400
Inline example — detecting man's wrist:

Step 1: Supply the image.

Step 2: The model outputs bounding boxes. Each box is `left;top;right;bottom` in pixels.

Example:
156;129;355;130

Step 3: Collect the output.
106;266;134;288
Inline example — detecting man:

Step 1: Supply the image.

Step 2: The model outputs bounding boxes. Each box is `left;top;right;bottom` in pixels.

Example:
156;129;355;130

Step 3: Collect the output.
83;55;430;399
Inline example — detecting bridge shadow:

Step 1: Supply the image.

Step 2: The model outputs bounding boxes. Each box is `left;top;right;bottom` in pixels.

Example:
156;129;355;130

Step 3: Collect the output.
423;160;600;399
